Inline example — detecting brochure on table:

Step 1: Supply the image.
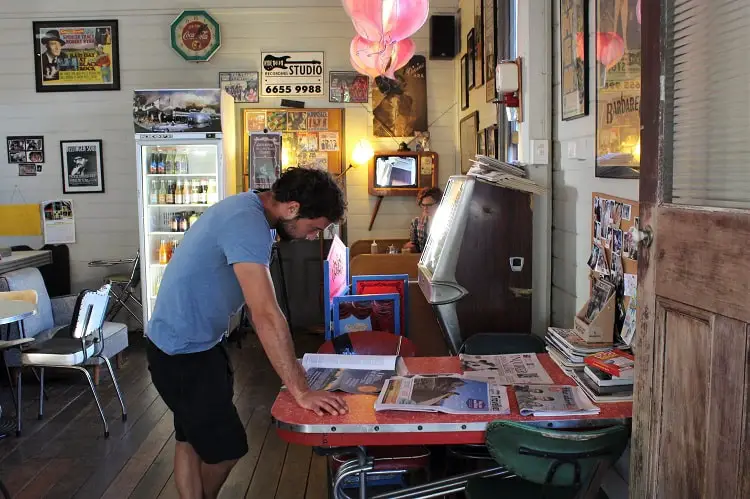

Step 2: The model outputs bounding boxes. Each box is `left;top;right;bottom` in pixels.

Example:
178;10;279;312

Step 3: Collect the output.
302;353;407;395
459;353;554;385
375;375;511;415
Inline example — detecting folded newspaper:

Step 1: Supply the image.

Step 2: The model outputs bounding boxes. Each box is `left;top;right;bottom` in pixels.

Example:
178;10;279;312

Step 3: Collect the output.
302;353;407;395
460;353;554;385
514;385;600;416
375;375;511;415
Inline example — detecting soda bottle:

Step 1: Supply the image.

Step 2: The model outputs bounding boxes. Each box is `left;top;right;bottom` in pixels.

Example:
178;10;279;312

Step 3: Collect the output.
165;150;175;174
157;152;166;174
179;213;189;232
166;239;174;262
149;180;158;204
158;239;168;265
175;180;183;204
157;180;167;204
170;213;179;232
200;179;208;204
208;178;218;204
149;152;158;174
189;211;199;228
166;181;174;204
191;179;200;204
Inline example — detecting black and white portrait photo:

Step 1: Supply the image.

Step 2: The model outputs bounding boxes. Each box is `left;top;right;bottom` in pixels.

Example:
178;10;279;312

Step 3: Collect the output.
60;139;104;193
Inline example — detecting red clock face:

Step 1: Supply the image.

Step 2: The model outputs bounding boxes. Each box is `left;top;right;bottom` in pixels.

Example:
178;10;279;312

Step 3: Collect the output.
181;21;211;51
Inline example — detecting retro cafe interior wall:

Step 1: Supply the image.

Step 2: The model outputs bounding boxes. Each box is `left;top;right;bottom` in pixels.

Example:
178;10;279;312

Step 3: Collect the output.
0;1;457;292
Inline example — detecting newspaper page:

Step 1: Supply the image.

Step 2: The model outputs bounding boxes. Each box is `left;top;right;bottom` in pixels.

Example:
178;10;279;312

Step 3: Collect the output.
514;385;600;416
460;353;554;385
375;375;511;415
301;354;406;395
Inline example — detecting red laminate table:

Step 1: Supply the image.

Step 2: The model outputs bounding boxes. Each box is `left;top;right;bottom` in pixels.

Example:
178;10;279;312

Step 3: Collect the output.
272;354;632;448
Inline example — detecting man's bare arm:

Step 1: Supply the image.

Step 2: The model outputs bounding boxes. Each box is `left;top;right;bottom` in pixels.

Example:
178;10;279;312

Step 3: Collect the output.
233;262;347;415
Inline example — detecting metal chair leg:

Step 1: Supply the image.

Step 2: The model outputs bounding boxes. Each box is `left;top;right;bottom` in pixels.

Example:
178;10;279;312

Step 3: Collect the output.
98;355;127;422
71;366;109;438
38;367;44;420
15;368;22;437
3;355;18;414
32;368;49;401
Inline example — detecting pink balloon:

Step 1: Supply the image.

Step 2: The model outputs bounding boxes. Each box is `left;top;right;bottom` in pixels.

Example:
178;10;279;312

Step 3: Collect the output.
596;32;625;68
342;0;429;42
383;38;415;79
636;0;641;24
350;36;393;78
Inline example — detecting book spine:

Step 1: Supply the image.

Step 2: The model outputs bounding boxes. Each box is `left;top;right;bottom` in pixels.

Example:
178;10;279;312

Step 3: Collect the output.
584;357;625;377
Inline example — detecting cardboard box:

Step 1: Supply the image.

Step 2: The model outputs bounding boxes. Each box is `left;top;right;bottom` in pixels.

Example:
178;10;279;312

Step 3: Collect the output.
574;293;615;343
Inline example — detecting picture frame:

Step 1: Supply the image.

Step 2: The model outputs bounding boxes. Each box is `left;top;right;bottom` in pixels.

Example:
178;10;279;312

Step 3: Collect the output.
460;54;470;110
7;136;44;164
460;111;479;174
467;29;476;89
219;72;259;103
560;0;589;120
486;124;498;159
60;139;105;194
477;129;487;157
595;0;641;179
484;0;497;102
474;0;485;87
329;71;370;103
33;20;120;93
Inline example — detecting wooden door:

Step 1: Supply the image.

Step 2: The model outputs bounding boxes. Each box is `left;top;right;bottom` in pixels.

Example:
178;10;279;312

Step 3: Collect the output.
631;1;750;498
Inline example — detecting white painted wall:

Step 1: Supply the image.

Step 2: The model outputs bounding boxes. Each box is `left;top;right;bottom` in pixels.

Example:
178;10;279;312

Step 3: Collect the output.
0;0;458;291
551;0;638;326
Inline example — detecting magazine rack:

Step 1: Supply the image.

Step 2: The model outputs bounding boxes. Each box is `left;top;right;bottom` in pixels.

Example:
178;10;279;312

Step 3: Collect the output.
574;293;615;343
323;236;410;339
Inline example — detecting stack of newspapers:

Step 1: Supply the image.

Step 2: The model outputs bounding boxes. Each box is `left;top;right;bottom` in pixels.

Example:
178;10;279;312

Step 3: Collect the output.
467;155;548;196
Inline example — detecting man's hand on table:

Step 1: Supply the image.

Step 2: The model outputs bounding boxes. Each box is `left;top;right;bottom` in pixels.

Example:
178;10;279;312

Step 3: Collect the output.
295;390;349;417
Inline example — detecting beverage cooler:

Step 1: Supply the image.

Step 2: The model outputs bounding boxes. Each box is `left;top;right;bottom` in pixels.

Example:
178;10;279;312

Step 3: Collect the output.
135;137;224;329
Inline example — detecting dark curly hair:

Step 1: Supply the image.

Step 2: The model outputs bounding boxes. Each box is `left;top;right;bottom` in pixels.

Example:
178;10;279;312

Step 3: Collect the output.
417;187;443;205
272;167;346;222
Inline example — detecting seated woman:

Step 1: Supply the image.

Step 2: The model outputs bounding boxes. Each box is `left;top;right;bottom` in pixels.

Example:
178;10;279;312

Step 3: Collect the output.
403;186;443;253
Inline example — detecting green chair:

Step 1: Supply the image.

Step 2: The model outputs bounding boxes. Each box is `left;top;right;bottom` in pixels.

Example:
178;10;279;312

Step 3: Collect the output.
465;421;630;499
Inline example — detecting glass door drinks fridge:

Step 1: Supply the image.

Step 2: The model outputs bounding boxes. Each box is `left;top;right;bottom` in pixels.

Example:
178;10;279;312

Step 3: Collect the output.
135;138;224;331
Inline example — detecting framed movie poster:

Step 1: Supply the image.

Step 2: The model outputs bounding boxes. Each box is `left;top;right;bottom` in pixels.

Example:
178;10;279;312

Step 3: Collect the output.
460;54;470;110
474;0;484;87
329;71;369;103
483;0;497;102
248;132;282;190
60;140;104;194
467;30;476;89
460;111;479;174
33;20;120;93
372;56;427;137
595;0;641;179
219;72;259;103
560;0;589;120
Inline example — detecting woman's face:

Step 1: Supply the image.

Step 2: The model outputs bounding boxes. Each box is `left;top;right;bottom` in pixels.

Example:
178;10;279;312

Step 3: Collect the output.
420;196;439;217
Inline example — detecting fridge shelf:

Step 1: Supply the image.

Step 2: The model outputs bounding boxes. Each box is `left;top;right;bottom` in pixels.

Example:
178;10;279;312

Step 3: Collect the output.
146;174;217;177
149;232;186;236
149;204;214;208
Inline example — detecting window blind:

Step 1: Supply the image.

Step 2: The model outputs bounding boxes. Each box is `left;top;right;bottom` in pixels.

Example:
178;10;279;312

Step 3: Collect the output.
665;0;750;209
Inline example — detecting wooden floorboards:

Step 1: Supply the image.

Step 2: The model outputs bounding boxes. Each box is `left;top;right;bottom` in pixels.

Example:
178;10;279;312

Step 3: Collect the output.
0;331;328;499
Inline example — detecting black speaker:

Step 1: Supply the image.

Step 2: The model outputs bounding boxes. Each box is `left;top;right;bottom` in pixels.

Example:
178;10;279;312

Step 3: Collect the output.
429;14;457;60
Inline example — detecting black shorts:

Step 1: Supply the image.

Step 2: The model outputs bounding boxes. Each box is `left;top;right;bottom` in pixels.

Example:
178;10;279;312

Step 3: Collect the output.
146;339;248;464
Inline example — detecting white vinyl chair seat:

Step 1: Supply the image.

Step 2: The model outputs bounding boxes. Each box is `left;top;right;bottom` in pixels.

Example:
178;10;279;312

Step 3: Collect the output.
21;337;96;366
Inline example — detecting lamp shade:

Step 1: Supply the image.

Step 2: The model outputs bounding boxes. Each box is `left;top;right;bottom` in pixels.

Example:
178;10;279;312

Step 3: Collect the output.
596;31;625;69
352;139;374;165
383;38;415;79
350;36;393;78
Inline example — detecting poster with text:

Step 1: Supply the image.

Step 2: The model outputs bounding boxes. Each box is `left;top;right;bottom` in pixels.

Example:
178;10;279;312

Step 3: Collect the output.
595;0;641;178
329;71;369;103
219;71;259;103
133;89;221;134
249;132;282;190
260;52;324;97
33;20;120;93
60;139;104;193
372;56;427;137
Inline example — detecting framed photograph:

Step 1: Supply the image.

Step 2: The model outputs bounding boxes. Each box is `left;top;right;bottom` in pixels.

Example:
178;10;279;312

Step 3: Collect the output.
467;29;476;89
477;129;486;156
460;111;479;174
595;0;641;178
484;0;498;102
474;0;485;87
33;20;120;93
7;136;44;164
460;54;470;110
219;72;259;103
560;0;589;120
329;71;370;103
60;140;104;194
486;124;498;159
18;164;37;177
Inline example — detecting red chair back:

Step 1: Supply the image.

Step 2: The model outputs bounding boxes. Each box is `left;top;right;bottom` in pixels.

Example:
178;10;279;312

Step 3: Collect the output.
317;331;417;356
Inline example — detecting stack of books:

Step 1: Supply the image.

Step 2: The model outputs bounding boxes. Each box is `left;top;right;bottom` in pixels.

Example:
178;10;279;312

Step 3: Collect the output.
545;327;613;374
572;350;634;403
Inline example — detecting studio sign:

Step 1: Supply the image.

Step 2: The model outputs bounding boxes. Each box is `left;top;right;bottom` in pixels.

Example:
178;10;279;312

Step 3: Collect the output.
260;52;325;97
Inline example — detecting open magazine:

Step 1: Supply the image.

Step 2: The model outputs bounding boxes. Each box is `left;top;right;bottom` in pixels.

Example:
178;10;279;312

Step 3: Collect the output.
375;375;511;415
514;385;600;416
460;353;554;385
302;353;407;395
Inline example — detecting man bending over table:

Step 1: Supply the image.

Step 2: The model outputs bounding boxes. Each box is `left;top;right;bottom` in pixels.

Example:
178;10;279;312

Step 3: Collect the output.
146;167;349;499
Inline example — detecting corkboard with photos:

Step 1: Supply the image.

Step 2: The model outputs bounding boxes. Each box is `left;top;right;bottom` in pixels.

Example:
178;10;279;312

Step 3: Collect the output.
240;108;344;191
588;192;639;344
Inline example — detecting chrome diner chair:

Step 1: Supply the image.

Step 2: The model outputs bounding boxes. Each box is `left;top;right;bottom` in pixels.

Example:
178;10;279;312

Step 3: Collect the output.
16;284;127;438
89;251;143;328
